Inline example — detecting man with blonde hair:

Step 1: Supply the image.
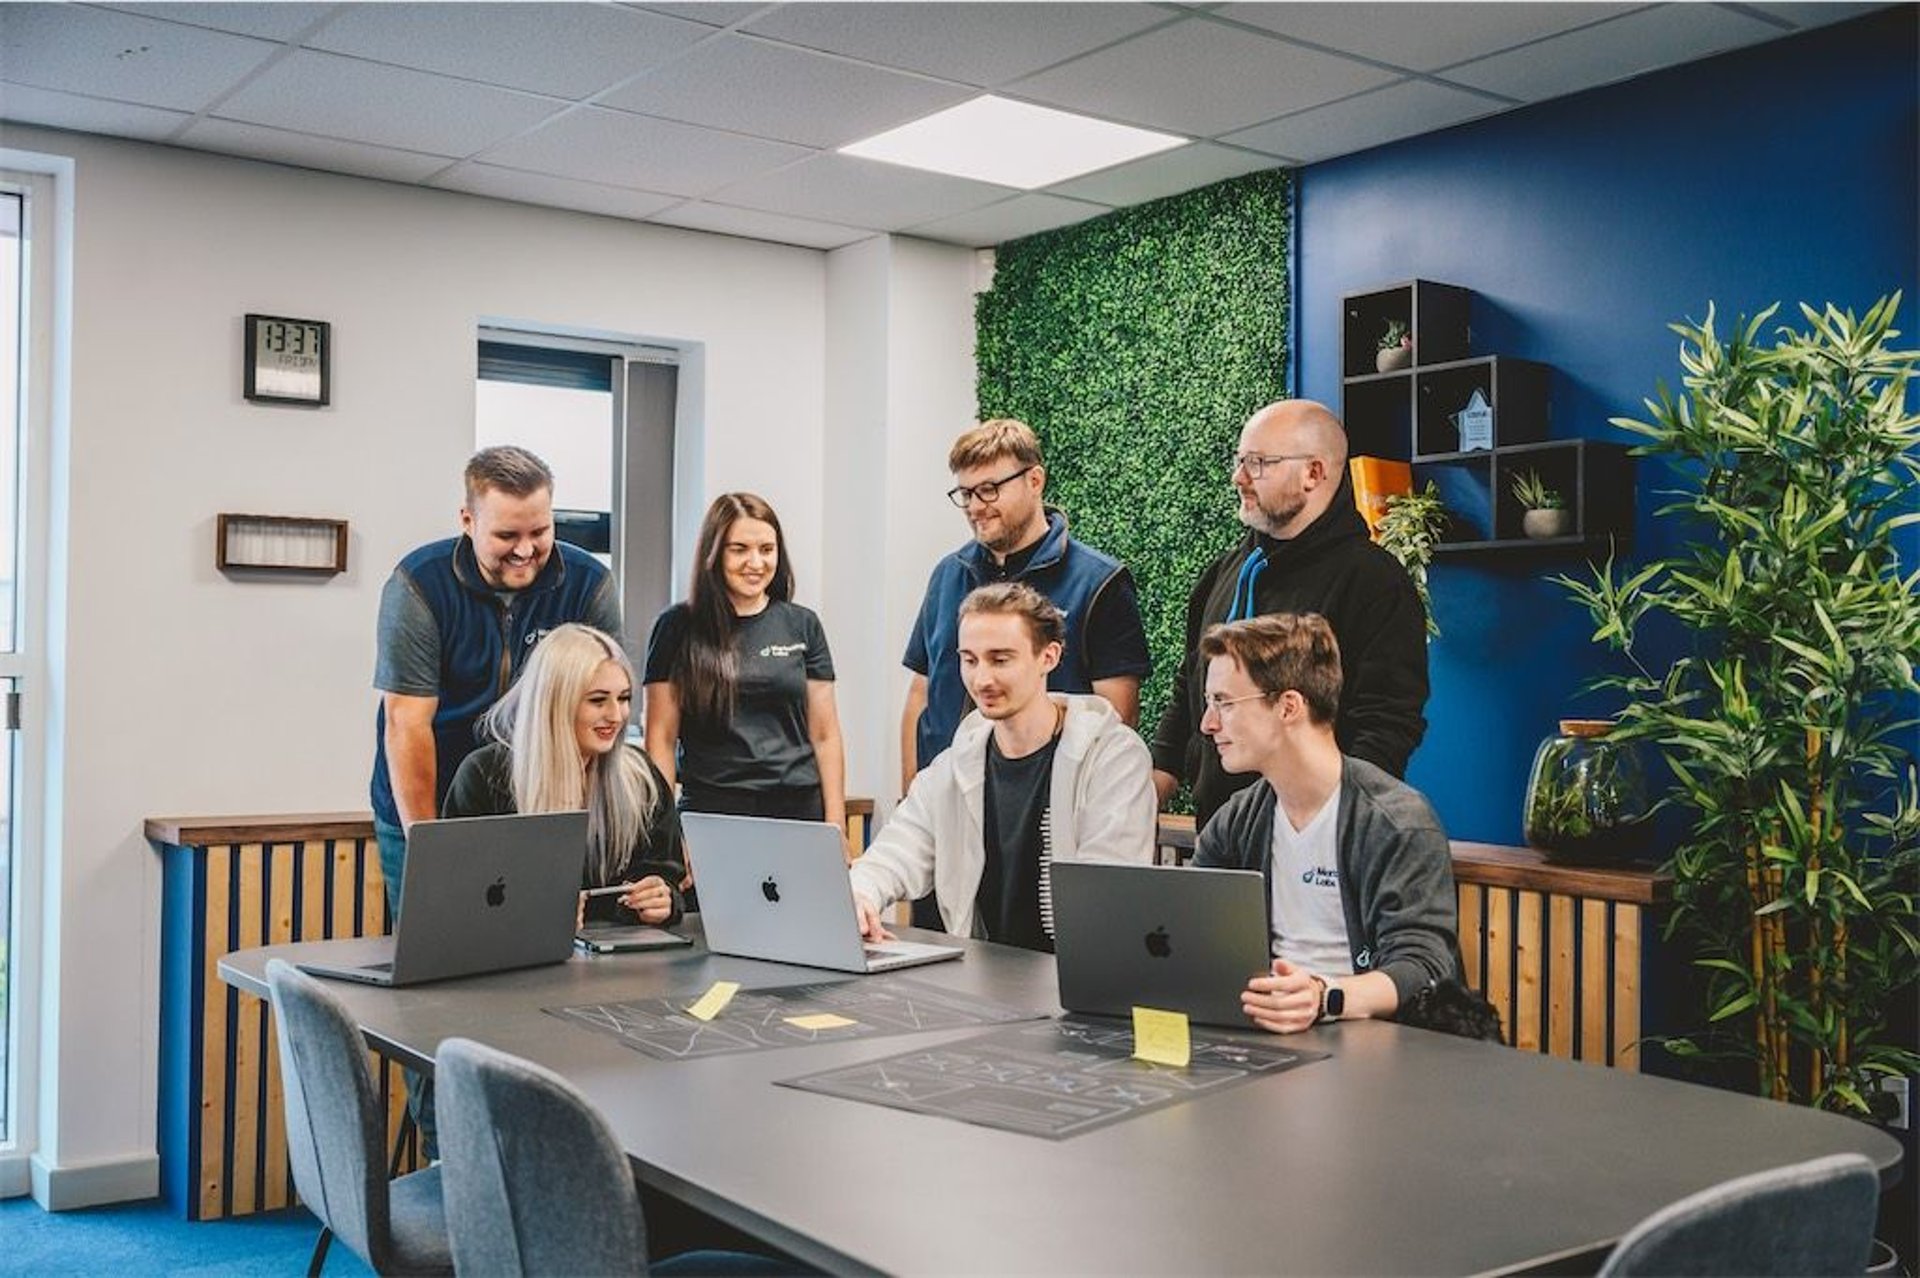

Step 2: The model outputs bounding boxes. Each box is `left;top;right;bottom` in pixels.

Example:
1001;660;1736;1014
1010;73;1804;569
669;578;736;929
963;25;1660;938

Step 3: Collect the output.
1151;399;1428;827
857;583;1155;951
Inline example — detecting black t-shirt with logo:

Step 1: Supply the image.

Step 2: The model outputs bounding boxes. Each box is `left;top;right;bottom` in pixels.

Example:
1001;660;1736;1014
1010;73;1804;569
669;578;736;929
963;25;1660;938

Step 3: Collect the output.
976;731;1059;953
643;600;835;795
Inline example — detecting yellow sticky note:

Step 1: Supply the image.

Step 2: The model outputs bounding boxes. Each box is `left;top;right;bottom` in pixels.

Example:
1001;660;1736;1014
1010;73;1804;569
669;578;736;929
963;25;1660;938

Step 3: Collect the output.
685;981;740;1022
785;1012;858;1031
1132;1006;1191;1068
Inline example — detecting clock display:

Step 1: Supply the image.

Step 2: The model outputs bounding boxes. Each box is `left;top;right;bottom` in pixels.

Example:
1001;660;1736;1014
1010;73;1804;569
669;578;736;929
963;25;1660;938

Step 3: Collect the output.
244;313;330;406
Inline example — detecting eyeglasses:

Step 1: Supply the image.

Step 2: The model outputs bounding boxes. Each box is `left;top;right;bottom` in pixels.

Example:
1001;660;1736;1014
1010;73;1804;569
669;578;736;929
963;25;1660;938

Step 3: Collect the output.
947;465;1036;509
1201;690;1275;717
1231;453;1315;480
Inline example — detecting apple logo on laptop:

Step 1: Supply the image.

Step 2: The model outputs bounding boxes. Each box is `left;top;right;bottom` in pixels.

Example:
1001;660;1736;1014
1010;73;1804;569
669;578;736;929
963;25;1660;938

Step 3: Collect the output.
1145;926;1171;958
485;877;507;908
761;876;781;903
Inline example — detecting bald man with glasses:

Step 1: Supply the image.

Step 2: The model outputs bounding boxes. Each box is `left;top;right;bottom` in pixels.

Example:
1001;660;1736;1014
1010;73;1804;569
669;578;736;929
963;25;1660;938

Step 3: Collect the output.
1150;399;1429;828
902;418;1150;795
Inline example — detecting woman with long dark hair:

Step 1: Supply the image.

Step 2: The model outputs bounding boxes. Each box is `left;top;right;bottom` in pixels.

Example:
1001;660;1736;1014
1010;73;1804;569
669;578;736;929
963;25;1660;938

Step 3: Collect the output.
643;493;847;838
443;623;684;926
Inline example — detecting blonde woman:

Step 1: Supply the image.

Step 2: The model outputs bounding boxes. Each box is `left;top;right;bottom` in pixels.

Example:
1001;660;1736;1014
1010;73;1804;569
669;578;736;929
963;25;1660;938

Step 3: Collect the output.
443;624;684;926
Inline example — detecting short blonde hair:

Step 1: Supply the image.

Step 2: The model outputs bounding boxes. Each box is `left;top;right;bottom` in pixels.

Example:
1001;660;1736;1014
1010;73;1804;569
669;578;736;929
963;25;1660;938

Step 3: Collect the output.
958;581;1065;652
949;418;1043;473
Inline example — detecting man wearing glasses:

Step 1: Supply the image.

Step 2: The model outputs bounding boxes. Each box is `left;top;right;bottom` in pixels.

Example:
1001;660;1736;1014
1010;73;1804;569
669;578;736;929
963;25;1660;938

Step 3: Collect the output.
902;418;1150;789
1190;612;1457;1033
1151;399;1428;827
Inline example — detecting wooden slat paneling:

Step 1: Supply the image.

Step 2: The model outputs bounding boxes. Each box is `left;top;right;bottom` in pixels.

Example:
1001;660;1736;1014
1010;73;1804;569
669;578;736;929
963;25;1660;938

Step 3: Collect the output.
229;845;265;1215
1486;887;1513;1037
263;843;296;1210
1581;899;1611;1066
1613;904;1641;1073
197;849;230;1220
1458;884;1482;990
1548;894;1576;1060
1514;891;1543;1053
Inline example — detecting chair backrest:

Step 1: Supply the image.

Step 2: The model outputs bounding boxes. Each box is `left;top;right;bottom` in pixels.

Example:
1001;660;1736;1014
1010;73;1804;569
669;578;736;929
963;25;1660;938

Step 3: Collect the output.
264;958;393;1270
435;1036;650;1277
1597;1152;1880;1277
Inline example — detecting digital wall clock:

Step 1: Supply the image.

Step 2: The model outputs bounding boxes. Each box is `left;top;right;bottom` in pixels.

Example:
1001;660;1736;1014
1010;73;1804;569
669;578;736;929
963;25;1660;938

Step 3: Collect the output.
244;313;330;406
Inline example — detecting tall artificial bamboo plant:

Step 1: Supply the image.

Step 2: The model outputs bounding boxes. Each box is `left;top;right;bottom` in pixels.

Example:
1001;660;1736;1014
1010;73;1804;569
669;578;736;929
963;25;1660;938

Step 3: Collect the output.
1560;295;1920;1115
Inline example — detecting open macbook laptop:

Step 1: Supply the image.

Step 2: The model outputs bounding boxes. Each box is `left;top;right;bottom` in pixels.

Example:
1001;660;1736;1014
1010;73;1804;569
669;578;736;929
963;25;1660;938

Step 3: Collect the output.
298;811;587;986
1051;861;1270;1028
682;812;963;974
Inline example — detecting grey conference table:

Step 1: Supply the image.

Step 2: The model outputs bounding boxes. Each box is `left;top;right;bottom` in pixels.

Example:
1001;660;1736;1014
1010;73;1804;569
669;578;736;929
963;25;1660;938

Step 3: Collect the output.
221;923;1901;1277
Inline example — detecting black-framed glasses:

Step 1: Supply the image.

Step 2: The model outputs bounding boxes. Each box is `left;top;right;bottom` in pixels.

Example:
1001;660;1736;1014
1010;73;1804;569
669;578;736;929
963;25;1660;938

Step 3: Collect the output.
1231;452;1314;479
947;465;1036;509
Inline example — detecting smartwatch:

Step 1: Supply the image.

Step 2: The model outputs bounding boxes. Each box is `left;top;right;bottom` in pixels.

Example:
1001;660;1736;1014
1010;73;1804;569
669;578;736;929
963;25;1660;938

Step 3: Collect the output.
1316;978;1345;1023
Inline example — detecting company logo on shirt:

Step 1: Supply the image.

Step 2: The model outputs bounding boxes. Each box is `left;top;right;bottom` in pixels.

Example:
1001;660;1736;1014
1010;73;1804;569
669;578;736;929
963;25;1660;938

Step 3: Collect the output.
760;642;808;658
1300;865;1339;888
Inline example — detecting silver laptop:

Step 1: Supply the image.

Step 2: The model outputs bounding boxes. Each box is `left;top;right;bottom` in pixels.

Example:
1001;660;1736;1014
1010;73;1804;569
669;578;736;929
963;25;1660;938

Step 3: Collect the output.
298;811;587;986
1051;861;1270;1027
682;812;963;974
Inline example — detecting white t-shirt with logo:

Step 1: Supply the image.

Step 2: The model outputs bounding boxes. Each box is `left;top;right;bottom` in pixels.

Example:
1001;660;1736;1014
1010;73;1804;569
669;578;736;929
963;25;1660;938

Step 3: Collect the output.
1270;794;1353;976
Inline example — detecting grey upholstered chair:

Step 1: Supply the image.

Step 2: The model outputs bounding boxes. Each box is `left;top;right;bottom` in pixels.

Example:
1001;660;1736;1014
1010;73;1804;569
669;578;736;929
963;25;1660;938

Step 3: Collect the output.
1597;1152;1880;1276
435;1035;652;1276
264;958;453;1277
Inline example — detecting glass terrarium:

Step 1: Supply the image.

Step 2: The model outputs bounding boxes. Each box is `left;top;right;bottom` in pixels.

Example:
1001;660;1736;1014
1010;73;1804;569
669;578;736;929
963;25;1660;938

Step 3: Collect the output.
1522;719;1652;864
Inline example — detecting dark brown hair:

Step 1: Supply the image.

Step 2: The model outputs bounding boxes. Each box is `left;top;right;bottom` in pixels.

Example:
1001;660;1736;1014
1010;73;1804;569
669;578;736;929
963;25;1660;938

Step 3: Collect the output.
672;493;795;725
1198;612;1342;725
958;581;1066;652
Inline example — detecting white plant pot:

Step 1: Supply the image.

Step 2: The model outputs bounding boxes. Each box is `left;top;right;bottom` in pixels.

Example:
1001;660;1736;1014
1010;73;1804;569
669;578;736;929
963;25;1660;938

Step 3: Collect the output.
1523;508;1574;539
1376;344;1412;373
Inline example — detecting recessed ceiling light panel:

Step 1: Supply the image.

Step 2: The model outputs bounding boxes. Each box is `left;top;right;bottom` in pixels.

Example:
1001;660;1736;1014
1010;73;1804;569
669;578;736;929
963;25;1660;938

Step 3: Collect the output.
840;95;1186;190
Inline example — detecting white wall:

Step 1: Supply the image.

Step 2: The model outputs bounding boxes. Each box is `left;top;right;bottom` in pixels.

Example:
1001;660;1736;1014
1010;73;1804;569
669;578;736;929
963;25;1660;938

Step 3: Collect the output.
3;124;977;1203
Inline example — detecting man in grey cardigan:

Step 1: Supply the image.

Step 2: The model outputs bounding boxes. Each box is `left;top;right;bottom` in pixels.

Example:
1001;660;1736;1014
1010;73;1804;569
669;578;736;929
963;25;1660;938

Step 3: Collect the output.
1192;612;1459;1033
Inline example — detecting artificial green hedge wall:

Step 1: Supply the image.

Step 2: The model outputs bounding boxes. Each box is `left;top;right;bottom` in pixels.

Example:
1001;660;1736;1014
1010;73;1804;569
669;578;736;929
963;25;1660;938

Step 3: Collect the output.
975;168;1293;744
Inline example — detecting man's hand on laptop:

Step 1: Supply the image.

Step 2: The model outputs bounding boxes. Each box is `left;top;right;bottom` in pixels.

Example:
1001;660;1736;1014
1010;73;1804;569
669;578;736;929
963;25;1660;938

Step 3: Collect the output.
853;894;895;943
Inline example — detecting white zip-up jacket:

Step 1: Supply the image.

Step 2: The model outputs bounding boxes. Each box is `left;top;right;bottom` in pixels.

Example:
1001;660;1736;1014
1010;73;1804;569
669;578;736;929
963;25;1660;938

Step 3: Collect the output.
850;693;1157;939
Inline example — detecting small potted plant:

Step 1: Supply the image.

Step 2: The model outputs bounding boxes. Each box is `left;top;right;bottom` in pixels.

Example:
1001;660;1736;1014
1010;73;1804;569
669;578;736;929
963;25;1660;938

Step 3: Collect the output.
1510;468;1571;538
1376;319;1413;373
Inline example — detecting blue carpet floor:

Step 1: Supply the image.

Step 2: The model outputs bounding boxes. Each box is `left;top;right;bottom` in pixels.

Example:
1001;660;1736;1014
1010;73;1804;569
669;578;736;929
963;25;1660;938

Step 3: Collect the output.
0;1195;374;1276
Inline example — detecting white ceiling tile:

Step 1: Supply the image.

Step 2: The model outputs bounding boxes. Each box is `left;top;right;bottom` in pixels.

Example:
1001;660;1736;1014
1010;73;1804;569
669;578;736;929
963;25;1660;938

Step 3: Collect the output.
479;106;810;196
647;201;873;250
1441;5;1786;101
0;3;278;111
175;117;457;182
1222;79;1503;162
1009;15;1398;137
620;3;769;29
599;35;971;149
213;49;564;156
0;81;190;140
308;3;714;100
1216;2;1643;74
708;152;1014;231
907;192;1111;247
431;163;683;220
1047;141;1280;204
95;3;336;42
741;3;1175;88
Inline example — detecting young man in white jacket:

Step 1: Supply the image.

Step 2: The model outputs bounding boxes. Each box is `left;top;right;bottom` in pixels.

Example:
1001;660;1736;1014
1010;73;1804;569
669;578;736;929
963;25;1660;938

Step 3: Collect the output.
853;582;1157;950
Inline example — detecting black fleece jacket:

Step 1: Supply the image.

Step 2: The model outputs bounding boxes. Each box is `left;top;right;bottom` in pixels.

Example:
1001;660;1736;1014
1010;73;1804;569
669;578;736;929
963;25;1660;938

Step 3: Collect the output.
1150;479;1429;827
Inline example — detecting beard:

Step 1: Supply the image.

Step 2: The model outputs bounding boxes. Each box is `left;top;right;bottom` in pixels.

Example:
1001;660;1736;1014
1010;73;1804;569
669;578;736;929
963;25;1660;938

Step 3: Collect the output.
1237;489;1305;538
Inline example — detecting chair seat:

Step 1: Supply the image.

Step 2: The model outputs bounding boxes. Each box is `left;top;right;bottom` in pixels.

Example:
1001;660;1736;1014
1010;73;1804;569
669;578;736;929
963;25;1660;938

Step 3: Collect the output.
387;1166;454;1276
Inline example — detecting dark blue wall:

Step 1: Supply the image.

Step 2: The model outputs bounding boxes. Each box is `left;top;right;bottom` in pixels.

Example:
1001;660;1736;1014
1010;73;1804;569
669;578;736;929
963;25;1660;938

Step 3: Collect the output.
1297;8;1919;844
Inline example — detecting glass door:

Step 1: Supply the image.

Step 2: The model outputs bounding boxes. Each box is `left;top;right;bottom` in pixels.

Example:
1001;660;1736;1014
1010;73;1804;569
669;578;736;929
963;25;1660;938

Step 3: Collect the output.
0;188;24;1143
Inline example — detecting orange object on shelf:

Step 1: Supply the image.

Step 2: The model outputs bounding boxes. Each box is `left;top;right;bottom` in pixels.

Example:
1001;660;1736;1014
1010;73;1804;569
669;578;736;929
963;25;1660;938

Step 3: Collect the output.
1350;455;1412;540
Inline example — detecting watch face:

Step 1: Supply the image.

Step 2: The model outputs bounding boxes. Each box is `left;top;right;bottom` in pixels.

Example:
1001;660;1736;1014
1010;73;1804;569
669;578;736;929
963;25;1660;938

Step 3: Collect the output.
1325;986;1346;1018
245;314;329;405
